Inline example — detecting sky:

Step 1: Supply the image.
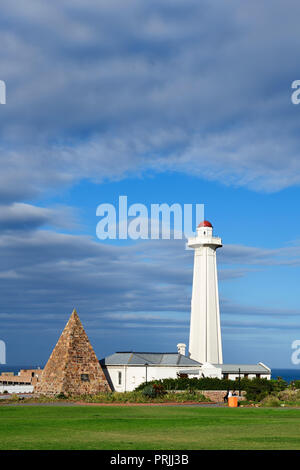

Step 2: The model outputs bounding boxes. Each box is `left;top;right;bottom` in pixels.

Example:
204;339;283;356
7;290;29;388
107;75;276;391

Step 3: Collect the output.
0;0;300;368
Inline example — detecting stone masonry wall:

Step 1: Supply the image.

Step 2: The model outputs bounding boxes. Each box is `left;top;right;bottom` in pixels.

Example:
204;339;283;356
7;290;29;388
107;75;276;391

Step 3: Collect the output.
35;310;110;396
201;390;246;402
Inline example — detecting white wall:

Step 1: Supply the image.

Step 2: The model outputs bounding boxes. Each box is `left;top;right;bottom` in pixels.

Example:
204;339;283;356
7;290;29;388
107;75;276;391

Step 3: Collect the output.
226;373;270;380
201;363;222;378
105;365;271;392
0;384;33;394
105;365;201;392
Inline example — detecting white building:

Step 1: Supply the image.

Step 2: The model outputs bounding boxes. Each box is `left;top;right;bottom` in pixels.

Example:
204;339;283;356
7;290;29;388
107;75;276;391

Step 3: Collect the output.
0;369;41;394
0;383;33;394
101;220;271;391
100;350;271;392
100;346;202;392
215;363;271;381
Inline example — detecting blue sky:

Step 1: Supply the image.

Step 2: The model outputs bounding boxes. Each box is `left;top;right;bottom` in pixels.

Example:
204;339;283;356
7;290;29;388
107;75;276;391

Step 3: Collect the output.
0;0;300;368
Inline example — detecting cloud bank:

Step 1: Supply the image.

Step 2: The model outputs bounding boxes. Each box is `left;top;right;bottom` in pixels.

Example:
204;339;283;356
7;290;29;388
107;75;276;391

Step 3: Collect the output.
0;0;300;201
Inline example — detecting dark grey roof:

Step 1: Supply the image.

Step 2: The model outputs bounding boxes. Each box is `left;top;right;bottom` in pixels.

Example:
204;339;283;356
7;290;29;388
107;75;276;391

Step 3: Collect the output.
213;363;271;374
100;352;202;366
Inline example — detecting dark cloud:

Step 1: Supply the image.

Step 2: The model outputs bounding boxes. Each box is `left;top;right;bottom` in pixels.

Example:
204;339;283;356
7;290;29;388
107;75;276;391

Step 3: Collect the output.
223;320;300;331
0;0;300;200
220;243;300;266
0;203;77;232
0;223;298;362
221;299;300;318
0;226;298;327
0;232;192;318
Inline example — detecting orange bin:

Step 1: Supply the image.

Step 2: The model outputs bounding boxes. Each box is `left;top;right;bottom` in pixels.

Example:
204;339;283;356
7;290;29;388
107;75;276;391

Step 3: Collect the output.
228;396;238;407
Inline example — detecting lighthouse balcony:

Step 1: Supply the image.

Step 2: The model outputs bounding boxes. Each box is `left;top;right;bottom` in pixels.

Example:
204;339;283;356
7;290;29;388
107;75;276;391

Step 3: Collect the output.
187;236;222;248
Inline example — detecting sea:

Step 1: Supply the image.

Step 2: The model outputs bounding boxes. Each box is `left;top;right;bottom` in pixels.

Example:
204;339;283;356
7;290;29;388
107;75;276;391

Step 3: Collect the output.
271;369;300;383
1;365;300;383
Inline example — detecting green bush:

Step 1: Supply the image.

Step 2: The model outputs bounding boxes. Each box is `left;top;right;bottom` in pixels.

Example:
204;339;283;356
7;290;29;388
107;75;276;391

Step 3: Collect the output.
244;378;274;401
69;389;210;404
136;377;239;391
142;385;157;398
260;395;281;407
278;389;300;402
10;393;19;401
136;377;287;402
271;377;288;392
142;383;165;398
79;391;151;403
290;380;300;390
55;392;68;399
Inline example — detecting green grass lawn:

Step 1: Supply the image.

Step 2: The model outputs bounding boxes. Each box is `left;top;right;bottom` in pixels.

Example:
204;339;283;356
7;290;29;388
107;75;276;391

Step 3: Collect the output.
0;405;300;450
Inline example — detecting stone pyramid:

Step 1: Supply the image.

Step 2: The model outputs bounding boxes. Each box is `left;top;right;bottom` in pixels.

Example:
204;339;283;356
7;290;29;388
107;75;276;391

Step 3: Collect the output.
35;309;110;396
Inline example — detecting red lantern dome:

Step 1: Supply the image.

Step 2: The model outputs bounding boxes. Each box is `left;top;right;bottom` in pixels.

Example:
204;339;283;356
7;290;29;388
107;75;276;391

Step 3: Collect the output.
197;220;213;228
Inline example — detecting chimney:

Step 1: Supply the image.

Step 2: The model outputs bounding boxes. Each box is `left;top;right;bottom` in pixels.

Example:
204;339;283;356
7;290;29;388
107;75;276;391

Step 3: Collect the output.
177;343;186;356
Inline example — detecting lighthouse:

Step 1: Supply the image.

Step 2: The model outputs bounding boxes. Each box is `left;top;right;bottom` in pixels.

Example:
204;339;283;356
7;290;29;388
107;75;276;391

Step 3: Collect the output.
188;220;223;364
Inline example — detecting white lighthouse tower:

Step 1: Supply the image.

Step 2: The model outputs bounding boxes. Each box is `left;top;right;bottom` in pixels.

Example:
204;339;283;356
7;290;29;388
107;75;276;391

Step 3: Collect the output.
188;220;223;364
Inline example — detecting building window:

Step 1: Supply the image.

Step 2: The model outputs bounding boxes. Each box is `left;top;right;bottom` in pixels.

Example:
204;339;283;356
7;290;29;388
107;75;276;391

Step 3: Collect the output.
223;373;229;379
256;374;261;379
118;371;122;385
177;373;188;378
81;374;90;382
244;374;248;379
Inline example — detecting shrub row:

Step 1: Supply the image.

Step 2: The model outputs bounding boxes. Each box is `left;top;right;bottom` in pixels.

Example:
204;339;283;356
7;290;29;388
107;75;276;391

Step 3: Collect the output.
0;390;211;405
62;390;211;404
135;377;288;402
